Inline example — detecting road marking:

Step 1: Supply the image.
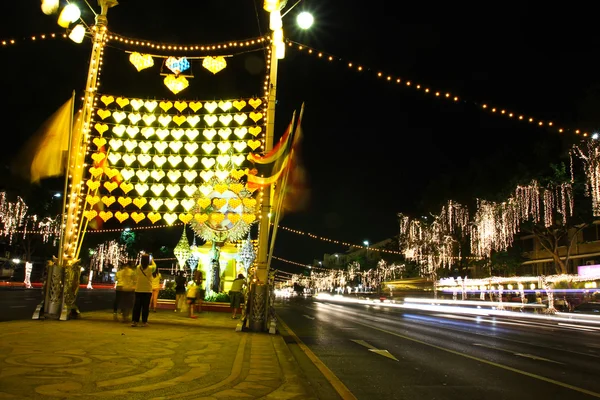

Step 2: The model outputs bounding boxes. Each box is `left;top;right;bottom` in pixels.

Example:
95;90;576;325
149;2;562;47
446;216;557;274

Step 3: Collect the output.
303;315;315;320
472;343;563;364
277;317;357;400
557;323;597;332
350;339;399;361
353;321;600;398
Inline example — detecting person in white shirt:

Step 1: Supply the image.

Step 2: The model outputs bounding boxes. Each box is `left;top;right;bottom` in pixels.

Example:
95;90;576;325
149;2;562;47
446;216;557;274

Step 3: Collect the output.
150;269;162;312
131;254;156;327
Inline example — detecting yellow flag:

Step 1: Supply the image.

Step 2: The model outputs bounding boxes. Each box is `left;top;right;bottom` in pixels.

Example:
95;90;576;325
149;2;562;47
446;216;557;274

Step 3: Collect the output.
13;96;74;183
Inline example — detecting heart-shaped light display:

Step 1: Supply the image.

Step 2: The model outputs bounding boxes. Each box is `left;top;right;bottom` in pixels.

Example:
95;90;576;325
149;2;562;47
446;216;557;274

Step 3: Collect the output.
149;198;163;210
91;152;106;164
118;196;132;207
249;112;263;122
194;213;208;223
133;197;147;209
129;52;154;71
218;100;232;111
173;115;187;126
202;56;227;74
84;210;98;220
165;56;190;75
183;170;198;182
101;95;114;106
214;183;228;194
201;157;216;169
215;169;229;181
185;129;200;140
150;184;165;196
163;212;178;225
159;101;173;112
153;154;167;166
112;125;126;136
233;100;246;111
123;139;137;152
184;142;199;154
112;111;126;123
187;115;200;127
120;168;135;181
104;167;119;179
210;212;226;225
135;183;149;195
174;101;187;113
94;124;108;135
199;184;213;196
227;213;241;224
130;99;144;111
203;129;217;140
179;213;193;224
120;182;134;194
141;127;155;139
126;126;139;138
183;184;197;197
248;98;262;109
248;139;261;150
169;141;183;152
107;153;122;165
216;155;230;167
164;74;189;95
234;127;247;139
233;141;247;152
213;198;227;209
148;212;162;224
135;169;150;182
230;169;246;179
234;113;248;125
204;115;218;126
116;97;130;108
243;198;257;208
145;100;158;112
231;154;245;166
229;183;244;194
217;142;232;153
151;170;165;181
137;154;152;166
168;155;182;167
86;179;100;191
248;126;262;137
184;156;198;168
171;129;185;140
189;101;202;112
200;170;214;181
138;141;153;153
228;198;242;208
242;213;256;223
218;128;232;140
165;198;179;211
197;198;211;209
101;195;116;206
97;109;111;120
158;115;172;127
181;199;195;211
104;181;118;192
167;170;182;182
201;142;216;153
166;184;180;197
99;211;114;222
204;101;218;113
142;114;156;126
156;129;170;140
115;211;129;223
131;212;145;223
219;114;233;126
86;195;100;206
122;154;136;166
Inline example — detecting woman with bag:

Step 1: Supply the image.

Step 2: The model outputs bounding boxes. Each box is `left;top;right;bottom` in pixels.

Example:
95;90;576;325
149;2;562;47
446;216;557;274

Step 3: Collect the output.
131;254;156;327
150;268;162;312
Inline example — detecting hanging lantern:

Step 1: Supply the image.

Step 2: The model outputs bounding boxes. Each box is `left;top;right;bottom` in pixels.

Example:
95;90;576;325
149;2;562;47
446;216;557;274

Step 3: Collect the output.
41;0;60;15
69;24;86;44
173;226;191;270
202;56;227;74
239;231;256;273
129;52;154;71
164;74;189;94
165;56;190;75
57;4;81;28
187;236;200;272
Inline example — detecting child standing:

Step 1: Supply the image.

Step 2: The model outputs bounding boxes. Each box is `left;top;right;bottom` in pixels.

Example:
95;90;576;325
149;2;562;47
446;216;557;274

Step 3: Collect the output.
186;281;198;319
150;268;162;312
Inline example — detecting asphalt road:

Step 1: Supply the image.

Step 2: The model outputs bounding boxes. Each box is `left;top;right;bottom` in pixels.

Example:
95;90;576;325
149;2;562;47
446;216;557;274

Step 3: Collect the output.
0;288;115;321
275;296;600;400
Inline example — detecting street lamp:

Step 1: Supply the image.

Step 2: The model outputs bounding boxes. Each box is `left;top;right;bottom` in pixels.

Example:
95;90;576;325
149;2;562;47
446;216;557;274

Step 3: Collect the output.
296;12;314;29
363;240;369;261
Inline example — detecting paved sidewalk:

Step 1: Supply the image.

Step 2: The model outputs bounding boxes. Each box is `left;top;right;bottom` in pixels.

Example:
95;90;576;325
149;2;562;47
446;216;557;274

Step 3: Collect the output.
0;310;319;399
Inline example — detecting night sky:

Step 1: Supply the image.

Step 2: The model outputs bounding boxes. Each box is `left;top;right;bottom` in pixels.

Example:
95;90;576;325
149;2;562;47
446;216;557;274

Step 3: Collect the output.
0;1;598;273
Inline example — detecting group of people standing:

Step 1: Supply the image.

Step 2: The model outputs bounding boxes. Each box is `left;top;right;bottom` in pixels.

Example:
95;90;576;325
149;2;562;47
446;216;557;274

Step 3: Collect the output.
174;269;204;319
113;254;161;327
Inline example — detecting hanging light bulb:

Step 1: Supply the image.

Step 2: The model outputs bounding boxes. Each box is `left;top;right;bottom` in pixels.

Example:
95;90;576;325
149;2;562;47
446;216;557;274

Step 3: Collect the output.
41;0;60;15
69;24;86;44
57;4;81;28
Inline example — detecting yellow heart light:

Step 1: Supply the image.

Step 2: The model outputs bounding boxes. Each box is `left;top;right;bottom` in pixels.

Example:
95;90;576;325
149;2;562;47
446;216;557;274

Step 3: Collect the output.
174;101;188;112
159;101;173;112
194;213;208;223
183;170;198;182
187;115;200;127
248;98;262;109
86;195;100;206
112;125;126;136
204;115;218;126
218;100;232;111
168;155;182;167
217;142;232;153
216;155;230;167
112;111;126;123
180;199;195;211
169;141;183;153
130;99;144;111
200;170;214;182
171;129;185;140
219;114;233;126
179;213;193;224
135;169;150;182
101;196;116;206
210;212;226;225
234;113;248;125
115;211;129;223
242;213;256;223
120;168;135;181
122;154;136;166
138;141;153;153
126;114;140;127
204;101;218;113
249;112;263;122
173;115;187;126
203;129;217;140
131;212;146;223
199;184;213;196
243;198;257;208
215;169;229;181
107;153;121;165
230;169;246;179
184;142;199;154
167;170;182;182
185;129;200;140
163;212;178;225
197;198;211;208
214;184;228;194
233;100;247;111
183;184;197;197
82;184;100;199
228;198;242;208
141;127;155;139
229;183;244;194
202;142;216;154
213;198;227;209
144;100;158;112
104;167;119;179
100;95;114;106
165;198;179;210
142;114;156;126
126;126;140;138
151;184;165;196
133;197;148;209
154;141;168;153
97;109;111;120
184;156;198;168
118;196;132;207
149;198;163;210
153;155;167;167
89;166;103;178
248;139;261;150
137;154;152;166
84;210;98;220
233;141;247;152
189;101;203;112
227;213;241;224
150;170;165;181
94;124;108;136
91;152;106;164
164;74;189;95
234;127;248;139
158;115;172;127
231;154;245;166
248;126;262;137
120;182;134;194
147;212;162;224
218;128;232;140
129;52;154;71
201;157;216;169
123;139;137;152
202;56;227;74
166;184;180;197
135;183;149;195
104;181;118;192
116;97;130;108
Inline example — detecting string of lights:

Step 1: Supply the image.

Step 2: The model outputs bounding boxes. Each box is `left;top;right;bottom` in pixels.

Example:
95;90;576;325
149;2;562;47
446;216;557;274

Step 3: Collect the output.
1;33;67;46
271;255;309;267
287;39;591;137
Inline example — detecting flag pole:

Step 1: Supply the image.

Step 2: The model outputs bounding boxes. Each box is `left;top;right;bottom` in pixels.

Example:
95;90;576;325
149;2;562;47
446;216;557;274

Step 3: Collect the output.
57;90;76;267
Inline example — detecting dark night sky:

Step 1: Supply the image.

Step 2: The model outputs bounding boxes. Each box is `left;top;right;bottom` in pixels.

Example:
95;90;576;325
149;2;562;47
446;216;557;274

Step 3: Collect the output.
1;1;599;273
